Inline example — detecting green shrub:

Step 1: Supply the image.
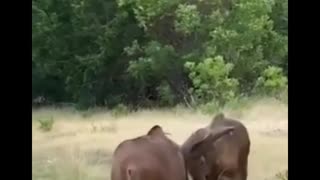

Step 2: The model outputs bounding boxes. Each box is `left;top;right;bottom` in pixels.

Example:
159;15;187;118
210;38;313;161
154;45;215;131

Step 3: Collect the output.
175;4;201;34
185;56;239;106
255;66;287;96
38;116;54;132
222;96;252;116
198;101;221;115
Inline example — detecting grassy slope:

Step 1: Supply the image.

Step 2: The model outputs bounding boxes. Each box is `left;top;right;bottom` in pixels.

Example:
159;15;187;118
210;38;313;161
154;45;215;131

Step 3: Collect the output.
32;98;288;180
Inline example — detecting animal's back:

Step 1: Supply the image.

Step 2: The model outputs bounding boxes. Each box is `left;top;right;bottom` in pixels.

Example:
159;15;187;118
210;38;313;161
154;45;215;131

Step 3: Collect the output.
211;117;250;151
111;136;186;180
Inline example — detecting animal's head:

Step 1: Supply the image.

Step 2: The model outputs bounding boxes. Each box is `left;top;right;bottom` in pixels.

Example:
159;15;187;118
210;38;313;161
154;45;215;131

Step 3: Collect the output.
209;113;225;128
181;126;234;180
147;125;165;137
186;126;234;158
146;125;177;146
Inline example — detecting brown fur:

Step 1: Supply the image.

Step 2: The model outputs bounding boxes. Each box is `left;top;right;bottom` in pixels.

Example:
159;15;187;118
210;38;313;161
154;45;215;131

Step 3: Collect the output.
181;113;250;180
111;125;234;180
111;125;186;180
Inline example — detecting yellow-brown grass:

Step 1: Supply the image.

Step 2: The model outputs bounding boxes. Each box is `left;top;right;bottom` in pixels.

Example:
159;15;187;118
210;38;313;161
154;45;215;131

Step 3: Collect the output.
32;99;287;180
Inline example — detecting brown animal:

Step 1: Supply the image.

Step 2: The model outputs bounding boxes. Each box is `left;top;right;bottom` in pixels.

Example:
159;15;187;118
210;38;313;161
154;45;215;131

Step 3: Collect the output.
181;113;250;180
111;124;234;180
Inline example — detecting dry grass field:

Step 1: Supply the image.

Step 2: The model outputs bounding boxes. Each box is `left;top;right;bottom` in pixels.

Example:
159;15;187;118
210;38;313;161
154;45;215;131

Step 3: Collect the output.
32;98;288;180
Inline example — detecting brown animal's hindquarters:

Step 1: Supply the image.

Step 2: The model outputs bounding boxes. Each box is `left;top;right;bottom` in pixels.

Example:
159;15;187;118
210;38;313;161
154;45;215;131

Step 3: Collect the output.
111;125;187;180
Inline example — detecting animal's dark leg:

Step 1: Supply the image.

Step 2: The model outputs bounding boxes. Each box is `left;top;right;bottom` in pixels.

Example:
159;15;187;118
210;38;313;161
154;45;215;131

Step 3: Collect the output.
240;166;247;180
205;167;218;180
239;149;249;180
234;137;249;180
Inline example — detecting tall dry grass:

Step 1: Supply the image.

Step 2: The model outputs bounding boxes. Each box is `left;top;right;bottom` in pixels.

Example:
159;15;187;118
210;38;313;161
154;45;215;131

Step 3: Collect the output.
32;98;287;180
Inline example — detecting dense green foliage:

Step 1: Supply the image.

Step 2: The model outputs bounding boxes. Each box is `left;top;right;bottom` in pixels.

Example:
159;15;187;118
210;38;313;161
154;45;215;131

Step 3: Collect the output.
32;0;287;110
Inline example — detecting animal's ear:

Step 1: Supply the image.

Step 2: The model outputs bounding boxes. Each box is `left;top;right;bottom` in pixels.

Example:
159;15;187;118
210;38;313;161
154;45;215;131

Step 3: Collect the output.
210;113;225;128
214;113;225;121
190;126;234;157
147;125;165;137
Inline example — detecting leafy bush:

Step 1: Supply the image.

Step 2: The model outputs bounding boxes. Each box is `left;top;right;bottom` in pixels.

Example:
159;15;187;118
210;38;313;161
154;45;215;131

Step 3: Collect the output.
198;101;221;115
185;56;239;105
175;4;201;34
38;117;54;132
198;96;253;116
255;66;287;96
32;0;287;109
